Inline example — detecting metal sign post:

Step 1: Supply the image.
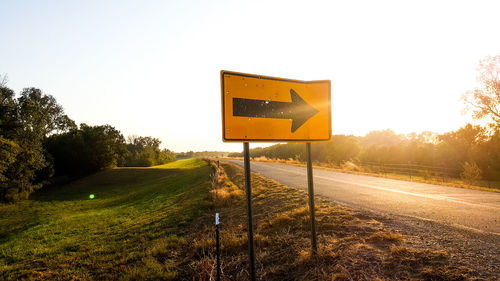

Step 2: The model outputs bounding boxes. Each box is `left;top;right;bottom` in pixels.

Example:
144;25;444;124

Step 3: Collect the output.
306;143;317;254
221;71;331;277
243;142;256;281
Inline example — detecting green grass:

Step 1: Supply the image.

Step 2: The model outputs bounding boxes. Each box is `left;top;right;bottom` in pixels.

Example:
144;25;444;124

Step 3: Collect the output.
0;159;212;281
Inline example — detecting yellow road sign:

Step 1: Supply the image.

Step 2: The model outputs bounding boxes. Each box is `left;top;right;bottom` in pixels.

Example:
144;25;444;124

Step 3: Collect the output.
221;71;331;142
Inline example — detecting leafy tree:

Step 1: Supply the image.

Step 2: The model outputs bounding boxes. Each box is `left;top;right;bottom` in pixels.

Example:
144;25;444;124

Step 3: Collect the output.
362;129;402;146
476;127;500;180
176;151;195;159
17;88;76;138
438;124;486;161
125;136;159;166
460;161;482;185
44;129;84;177
463;54;500;125
158;149;176;164
0;137;19;200
0;86;19;139
46;124;127;177
0;87;75;202
80;124;127;170
124;135;175;166
322;135;361;164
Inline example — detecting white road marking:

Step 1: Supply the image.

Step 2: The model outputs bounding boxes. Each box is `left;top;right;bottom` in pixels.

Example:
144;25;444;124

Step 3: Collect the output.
256;164;500;210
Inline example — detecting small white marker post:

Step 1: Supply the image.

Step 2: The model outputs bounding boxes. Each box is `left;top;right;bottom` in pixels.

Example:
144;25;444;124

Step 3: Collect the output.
215;213;221;281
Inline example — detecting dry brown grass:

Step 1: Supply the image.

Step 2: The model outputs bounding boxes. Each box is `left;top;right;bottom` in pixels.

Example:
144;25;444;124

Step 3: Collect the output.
178;161;488;280
208;161;244;207
222;155;303;166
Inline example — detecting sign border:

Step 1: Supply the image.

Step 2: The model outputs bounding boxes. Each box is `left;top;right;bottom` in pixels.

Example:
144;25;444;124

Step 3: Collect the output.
221;70;332;142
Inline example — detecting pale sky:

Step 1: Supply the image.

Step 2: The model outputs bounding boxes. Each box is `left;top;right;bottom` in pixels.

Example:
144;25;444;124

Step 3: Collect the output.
1;0;499;152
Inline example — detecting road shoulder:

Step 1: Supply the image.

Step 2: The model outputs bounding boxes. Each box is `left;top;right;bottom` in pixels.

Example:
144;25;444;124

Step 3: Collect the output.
180;160;498;280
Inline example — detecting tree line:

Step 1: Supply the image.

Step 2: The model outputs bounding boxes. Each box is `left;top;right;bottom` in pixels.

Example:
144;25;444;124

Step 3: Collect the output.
0;81;175;202
175;151;230;159
228;126;500;181
229;54;500;183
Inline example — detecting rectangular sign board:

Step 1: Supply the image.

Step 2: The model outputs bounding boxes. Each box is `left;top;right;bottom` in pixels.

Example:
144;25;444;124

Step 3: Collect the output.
221;70;331;142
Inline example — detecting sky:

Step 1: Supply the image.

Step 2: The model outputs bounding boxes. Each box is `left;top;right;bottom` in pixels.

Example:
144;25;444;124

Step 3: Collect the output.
1;0;499;152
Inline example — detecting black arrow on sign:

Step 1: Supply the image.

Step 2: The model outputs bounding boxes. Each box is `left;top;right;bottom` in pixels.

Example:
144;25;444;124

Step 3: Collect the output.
232;89;319;133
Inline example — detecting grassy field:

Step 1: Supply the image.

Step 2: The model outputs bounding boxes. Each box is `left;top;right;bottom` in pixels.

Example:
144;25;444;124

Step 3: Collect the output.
0;159;212;280
1;158;493;280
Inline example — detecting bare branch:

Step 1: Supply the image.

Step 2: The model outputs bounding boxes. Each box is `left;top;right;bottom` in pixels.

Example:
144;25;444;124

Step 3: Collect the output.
463;54;500;126
0;74;8;87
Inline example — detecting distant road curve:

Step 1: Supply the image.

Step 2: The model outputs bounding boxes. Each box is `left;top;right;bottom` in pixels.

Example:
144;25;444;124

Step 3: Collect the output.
221;159;500;235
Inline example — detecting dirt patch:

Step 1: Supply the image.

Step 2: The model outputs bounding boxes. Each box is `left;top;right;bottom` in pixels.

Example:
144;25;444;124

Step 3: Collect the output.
371;211;500;280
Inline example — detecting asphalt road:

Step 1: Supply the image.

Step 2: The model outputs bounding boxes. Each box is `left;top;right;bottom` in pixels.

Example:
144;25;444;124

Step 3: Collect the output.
222;159;500;235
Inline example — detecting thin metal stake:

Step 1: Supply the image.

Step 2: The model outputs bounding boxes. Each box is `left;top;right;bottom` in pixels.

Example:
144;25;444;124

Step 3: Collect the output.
306;142;318;254
243;142;256;281
216;213;221;281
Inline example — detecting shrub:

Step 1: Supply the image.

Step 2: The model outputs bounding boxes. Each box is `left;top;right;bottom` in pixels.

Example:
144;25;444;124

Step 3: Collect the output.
341;161;362;172
460;161;482;185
